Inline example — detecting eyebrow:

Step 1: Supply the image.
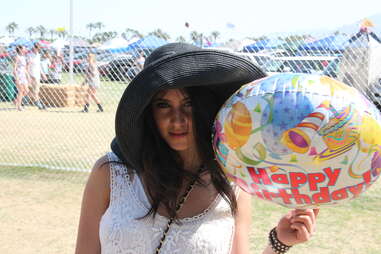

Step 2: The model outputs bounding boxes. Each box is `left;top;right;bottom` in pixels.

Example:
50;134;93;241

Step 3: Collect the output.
153;97;191;102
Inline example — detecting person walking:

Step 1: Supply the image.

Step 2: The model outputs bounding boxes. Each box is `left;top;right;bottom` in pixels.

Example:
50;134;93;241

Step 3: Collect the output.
13;45;29;111
27;43;46;109
81;53;103;112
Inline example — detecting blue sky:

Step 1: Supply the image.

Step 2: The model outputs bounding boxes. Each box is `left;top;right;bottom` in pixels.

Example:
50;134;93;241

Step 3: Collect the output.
2;0;380;40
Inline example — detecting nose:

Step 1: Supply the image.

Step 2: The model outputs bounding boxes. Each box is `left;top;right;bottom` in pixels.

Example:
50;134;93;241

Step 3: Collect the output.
170;108;187;125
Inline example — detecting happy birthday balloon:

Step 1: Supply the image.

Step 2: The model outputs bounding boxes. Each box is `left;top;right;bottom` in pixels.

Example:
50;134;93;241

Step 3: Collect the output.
213;73;381;208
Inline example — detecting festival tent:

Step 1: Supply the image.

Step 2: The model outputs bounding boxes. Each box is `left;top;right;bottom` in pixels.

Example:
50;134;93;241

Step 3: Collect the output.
224;38;255;51
333;29;381;102
242;39;285;52
8;38;34;48
69;38;90;47
108;35;168;53
0;37;14;46
99;36;132;50
51;39;68;51
297;34;349;53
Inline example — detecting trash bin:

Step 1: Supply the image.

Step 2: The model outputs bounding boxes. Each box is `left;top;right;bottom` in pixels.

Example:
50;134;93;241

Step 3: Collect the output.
0;73;16;101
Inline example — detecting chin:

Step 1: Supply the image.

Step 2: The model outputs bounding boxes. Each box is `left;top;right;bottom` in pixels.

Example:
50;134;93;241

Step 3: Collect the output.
170;144;189;151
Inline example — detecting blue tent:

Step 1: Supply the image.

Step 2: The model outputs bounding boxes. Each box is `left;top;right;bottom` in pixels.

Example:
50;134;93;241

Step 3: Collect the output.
8;38;34;48
109;35;167;53
297;35;348;52
243;39;285;52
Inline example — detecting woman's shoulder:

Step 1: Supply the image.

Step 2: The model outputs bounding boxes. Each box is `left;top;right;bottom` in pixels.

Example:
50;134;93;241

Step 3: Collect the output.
88;155;112;190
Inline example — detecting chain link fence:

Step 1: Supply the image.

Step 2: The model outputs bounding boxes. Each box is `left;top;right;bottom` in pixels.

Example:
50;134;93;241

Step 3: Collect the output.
1;23;381;174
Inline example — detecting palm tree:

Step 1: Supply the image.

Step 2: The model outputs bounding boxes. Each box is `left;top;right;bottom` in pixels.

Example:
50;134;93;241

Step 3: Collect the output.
56;27;67;39
86;23;96;39
94;22;105;33
5;22;18;36
26;27;35;39
49;29;57;41
35;25;47;39
92;31;118;43
176;36;186;42
122;28;143;40
148;29;170;41
190;31;203;46
211;31;220;42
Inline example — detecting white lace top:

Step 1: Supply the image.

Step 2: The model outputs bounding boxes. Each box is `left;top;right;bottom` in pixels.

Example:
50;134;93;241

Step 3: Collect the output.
99;152;236;254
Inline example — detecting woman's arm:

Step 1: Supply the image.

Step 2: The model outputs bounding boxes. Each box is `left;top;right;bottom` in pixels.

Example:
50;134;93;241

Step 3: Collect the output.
230;190;252;254
13;56;19;83
75;156;110;254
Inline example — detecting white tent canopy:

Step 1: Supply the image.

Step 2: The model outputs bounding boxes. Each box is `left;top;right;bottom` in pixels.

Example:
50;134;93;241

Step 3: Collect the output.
0;36;15;46
50;39;69;51
368;37;381;88
99;36;136;50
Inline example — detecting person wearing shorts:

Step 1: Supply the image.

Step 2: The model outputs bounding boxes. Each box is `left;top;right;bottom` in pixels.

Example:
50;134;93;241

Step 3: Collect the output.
13;45;29;111
81;53;103;112
27;43;46;110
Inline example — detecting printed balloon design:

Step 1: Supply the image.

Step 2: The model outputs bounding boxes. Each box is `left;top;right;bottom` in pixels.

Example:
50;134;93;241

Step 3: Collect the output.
213;73;381;208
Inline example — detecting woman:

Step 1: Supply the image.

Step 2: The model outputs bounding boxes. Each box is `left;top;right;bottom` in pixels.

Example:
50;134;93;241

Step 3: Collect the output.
13;45;29;111
75;43;319;254
82;53;103;112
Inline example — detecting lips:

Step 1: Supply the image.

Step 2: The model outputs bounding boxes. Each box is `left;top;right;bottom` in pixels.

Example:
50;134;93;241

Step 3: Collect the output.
169;132;187;137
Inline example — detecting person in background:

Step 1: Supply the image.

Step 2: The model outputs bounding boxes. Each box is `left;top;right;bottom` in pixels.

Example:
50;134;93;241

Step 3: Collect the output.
27;43;46;110
135;50;146;70
81;53;103;112
40;51;51;83
13;45;29;111
75;43;319;254
48;54;63;84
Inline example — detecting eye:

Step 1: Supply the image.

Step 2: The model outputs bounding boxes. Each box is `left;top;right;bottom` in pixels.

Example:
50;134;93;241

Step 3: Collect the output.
155;101;170;108
184;100;192;107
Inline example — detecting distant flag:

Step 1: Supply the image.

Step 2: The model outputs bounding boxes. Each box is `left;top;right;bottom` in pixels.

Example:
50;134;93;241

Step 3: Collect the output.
361;18;374;28
185;22;190;28
226;22;236;29
56;27;66;32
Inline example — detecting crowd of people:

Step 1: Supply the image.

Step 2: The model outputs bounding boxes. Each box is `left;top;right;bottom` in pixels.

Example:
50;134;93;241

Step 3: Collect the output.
12;42;63;111
12;42;105;113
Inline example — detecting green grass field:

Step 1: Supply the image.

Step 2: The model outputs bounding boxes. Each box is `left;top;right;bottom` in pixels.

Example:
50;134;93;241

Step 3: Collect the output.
0;165;380;254
0;75;125;171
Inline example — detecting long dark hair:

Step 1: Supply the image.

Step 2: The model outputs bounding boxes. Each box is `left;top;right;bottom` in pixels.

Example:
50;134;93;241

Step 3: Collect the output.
139;86;237;220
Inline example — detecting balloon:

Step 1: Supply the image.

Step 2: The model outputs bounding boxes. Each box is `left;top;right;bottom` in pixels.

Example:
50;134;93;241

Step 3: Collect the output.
213;73;381;208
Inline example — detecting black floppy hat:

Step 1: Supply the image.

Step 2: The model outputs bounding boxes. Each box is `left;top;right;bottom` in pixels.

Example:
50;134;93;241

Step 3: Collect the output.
111;42;266;169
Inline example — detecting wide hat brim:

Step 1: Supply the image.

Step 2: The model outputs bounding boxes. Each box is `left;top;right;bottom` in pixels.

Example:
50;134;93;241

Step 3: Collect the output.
113;48;266;169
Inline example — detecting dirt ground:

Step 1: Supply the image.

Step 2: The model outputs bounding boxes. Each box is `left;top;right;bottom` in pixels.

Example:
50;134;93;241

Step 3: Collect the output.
0;174;86;254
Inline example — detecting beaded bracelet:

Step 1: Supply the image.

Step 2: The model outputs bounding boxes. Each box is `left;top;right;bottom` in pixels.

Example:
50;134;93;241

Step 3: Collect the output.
268;227;292;254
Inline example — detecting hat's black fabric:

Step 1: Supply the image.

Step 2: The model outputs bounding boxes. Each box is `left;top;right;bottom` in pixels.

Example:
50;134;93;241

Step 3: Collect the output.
111;42;266;169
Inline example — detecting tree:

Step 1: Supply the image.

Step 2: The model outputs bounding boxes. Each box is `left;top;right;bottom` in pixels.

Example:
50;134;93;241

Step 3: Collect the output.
190;31;203;46
5;22;18;36
86;23;96;39
176;36;186;42
148;29;170;41
211;31;220;42
94;22;105;32
49;29;57;41
122;28;143;40
56;27;67;39
35;25;47;39
92;31;118;43
26;27;35;39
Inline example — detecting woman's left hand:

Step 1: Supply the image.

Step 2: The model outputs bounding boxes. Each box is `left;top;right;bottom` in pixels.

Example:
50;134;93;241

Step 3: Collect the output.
275;208;319;247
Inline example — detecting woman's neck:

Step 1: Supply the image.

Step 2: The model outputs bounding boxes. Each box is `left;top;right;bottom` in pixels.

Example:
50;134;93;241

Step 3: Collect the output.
179;150;203;173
